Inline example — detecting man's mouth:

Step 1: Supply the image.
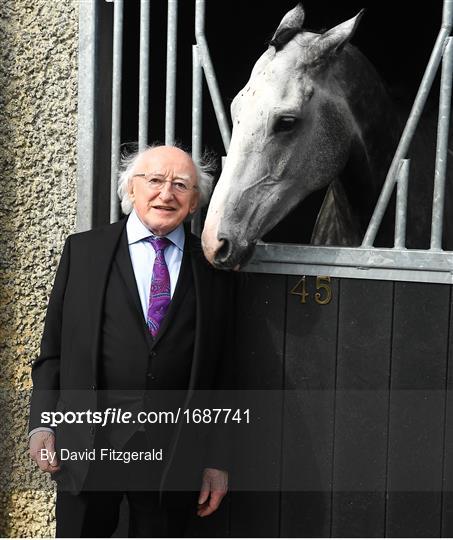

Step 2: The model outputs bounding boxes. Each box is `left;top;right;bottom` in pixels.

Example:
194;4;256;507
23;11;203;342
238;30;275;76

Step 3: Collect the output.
152;205;176;212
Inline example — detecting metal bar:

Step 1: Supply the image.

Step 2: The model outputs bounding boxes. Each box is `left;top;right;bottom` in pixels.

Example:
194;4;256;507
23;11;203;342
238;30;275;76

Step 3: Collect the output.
394;159;409;249
443;0;453;28
77;0;97;232
242;243;453;284
431;36;453;250
165;0;178;145
243;260;453;285
191;45;203;236
248;243;453;272
362;2;452;247
195;0;231;153
110;0;123;223
139;0;150;151
192;45;202;165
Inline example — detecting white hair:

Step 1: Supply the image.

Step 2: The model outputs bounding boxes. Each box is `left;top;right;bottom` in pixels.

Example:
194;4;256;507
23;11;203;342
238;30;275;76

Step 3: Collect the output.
117;143;216;215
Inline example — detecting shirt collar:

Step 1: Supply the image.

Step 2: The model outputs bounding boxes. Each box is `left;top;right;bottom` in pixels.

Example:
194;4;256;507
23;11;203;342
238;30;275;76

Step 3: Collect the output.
126;209;185;251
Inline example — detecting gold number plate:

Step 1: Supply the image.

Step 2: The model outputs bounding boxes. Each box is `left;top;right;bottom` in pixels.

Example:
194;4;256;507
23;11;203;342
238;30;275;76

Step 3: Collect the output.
290;276;332;305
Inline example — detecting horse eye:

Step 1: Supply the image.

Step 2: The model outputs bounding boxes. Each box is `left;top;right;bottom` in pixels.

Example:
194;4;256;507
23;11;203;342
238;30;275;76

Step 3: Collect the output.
274;116;299;133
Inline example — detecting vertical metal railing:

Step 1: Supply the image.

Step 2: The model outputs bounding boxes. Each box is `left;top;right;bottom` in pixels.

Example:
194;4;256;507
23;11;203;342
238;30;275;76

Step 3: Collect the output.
362;0;453;249
138;0;150;151
191;0;232;235
105;0;233;232
165;0;178;145
394;159;410;249
110;0;123;223
194;0;231;154
191;44;203;235
431;36;453;249
192;45;203;167
77;0;96;232
189;1;231;234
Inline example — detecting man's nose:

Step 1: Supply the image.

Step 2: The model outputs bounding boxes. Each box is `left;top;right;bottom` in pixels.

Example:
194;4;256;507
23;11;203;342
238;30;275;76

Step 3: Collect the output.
158;181;174;201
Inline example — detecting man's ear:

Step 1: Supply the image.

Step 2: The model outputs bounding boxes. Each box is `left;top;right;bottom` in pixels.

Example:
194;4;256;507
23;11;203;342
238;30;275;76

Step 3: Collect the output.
127;178;135;201
189;196;200;214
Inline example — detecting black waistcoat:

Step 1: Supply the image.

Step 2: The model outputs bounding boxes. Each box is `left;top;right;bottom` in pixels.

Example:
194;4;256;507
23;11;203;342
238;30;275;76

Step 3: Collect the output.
98;230;196;449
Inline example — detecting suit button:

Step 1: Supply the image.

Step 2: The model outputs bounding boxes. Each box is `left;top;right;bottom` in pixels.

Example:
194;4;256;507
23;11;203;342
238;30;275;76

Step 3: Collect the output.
150;351;157;357
91;385;96;390
147;373;156;380
90;426;95;436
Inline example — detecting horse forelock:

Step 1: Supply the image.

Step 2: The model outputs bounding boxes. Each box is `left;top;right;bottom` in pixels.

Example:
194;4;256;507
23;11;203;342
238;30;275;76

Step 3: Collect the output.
269;28;303;51
269;28;322;55
271;28;365;74
268;31;339;76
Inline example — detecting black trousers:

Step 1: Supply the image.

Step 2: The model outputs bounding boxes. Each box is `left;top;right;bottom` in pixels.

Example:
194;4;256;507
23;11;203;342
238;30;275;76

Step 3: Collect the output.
56;489;194;537
55;431;196;537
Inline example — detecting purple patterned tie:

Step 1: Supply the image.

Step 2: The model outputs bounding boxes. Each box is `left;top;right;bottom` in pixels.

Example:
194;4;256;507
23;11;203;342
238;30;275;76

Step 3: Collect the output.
147;237;172;337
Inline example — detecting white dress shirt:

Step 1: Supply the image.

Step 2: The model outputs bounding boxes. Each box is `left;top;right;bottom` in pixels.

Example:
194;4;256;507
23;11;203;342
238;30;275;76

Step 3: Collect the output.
126;208;185;319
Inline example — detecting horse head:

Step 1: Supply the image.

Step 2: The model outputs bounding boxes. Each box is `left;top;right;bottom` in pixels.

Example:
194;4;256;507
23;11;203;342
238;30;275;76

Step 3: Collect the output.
202;4;365;269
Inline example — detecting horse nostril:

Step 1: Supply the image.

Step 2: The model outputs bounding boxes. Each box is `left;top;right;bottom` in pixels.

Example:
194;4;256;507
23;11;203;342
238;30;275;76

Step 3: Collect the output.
215;237;232;264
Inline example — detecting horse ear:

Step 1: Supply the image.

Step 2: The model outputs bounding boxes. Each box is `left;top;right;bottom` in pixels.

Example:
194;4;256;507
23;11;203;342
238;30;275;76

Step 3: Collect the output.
313;10;364;59
270;3;305;51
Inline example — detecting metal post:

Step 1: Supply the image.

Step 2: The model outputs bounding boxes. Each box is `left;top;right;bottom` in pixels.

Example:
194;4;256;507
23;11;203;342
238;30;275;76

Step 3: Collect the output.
77;0;97;232
195;0;231;153
192;45;202;165
191;45;203;236
394;159;409;249
430;36;453;250
443;0;453;29
165;0;178;145
362;0;453;247
110;0;123;223
139;0;150;151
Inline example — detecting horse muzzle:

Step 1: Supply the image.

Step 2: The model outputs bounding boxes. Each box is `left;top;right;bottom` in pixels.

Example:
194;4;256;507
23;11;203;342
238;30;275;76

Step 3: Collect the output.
201;229;255;271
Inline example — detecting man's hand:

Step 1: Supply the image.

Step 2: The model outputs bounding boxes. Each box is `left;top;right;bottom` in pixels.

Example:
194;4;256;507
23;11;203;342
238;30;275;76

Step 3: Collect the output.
29;431;60;474
197;467;228;517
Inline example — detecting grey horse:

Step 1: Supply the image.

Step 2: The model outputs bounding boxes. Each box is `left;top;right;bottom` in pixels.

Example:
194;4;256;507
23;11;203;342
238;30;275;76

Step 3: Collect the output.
202;4;448;269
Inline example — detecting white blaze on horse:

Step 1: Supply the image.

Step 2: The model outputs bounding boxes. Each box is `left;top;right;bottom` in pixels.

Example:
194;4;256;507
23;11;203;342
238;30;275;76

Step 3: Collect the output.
201;4;429;270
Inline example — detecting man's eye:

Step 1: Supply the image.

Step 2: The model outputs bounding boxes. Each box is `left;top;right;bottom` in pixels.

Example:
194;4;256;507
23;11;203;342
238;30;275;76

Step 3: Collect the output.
173;182;188;191
148;178;163;185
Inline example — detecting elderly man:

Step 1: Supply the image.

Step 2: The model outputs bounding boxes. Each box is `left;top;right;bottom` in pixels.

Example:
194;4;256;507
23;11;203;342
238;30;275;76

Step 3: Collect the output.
29;145;231;537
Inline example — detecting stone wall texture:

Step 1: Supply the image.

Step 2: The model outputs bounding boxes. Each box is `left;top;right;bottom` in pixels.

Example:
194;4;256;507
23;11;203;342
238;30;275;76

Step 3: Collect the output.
0;0;78;536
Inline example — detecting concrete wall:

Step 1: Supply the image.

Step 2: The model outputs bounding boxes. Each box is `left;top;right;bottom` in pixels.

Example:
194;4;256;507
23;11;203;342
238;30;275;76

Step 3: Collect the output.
0;0;78;536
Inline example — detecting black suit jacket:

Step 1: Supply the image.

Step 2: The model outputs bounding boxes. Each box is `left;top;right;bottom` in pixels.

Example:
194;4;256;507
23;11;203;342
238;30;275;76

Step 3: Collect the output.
29;217;232;493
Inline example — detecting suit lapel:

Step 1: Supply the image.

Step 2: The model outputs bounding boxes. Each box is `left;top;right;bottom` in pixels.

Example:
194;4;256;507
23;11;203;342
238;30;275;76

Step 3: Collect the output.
88;218;128;384
115;228;149;330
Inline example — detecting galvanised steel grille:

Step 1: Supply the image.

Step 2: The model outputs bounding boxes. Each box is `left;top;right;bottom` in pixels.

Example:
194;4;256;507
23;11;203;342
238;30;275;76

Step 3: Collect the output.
77;0;453;284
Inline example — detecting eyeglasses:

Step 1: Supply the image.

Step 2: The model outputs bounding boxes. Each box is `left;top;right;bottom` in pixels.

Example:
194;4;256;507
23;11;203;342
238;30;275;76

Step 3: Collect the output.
133;174;198;194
